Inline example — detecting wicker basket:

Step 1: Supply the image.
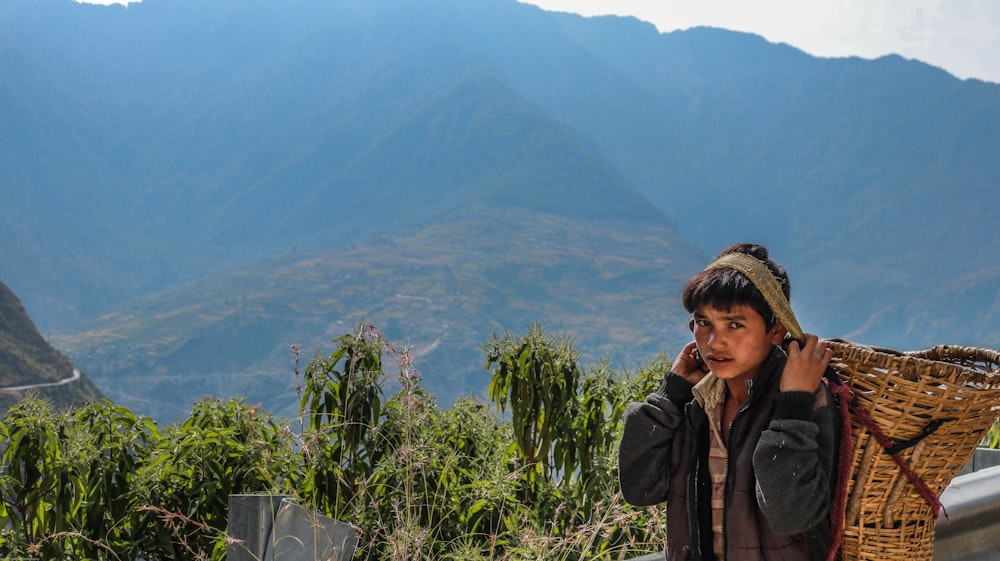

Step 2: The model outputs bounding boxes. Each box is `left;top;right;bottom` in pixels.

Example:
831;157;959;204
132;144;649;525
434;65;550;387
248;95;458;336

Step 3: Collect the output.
827;340;1000;561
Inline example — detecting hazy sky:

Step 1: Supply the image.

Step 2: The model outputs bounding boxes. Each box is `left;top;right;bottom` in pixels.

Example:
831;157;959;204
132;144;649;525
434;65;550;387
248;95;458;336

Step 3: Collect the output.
523;0;1000;84
80;0;999;84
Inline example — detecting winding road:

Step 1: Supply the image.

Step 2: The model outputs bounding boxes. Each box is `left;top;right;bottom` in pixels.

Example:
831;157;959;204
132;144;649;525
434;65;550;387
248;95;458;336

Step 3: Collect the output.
0;368;81;392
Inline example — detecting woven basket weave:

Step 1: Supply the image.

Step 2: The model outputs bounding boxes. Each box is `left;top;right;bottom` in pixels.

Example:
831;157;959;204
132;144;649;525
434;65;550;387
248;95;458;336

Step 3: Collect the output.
827;340;1000;561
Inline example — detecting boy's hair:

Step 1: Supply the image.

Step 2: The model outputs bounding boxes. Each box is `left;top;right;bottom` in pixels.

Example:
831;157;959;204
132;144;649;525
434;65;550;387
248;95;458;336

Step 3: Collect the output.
682;243;790;329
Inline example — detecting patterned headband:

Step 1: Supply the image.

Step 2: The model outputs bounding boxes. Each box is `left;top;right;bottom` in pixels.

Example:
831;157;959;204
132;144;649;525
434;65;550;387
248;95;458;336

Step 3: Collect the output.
704;253;804;339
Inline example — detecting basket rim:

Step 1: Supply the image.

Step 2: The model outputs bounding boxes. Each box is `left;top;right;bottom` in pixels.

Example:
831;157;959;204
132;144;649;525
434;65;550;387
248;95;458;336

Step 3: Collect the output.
825;339;1000;384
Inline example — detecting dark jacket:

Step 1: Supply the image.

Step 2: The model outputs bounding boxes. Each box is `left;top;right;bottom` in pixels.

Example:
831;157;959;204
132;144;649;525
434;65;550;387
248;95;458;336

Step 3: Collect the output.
618;347;840;561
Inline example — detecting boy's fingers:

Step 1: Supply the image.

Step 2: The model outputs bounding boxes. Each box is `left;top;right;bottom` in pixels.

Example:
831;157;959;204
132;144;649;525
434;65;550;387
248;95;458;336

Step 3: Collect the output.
801;334;818;352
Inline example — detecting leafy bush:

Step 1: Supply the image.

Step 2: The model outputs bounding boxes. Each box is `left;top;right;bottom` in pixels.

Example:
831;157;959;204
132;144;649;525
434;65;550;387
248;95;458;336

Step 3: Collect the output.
0;322;668;560
986;417;1000;449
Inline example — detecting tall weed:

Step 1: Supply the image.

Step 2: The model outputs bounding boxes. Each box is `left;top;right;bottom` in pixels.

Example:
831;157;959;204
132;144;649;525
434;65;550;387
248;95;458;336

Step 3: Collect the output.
0;322;668;560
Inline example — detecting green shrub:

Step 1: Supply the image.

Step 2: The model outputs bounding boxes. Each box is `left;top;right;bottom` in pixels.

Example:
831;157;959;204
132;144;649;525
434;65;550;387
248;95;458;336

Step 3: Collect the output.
985;417;1000;449
0;322;669;560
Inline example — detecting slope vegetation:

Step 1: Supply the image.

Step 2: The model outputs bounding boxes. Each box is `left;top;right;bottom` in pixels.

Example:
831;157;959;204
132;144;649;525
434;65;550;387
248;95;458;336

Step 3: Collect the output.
0;280;104;411
52;206;703;422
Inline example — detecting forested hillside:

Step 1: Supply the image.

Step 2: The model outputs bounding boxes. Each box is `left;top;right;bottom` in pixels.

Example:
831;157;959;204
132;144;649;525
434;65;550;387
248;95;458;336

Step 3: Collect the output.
52;207;702;421
0;280;104;409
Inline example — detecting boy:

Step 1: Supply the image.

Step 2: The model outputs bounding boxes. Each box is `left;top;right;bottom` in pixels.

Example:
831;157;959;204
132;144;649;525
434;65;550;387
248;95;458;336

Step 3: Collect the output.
619;243;840;561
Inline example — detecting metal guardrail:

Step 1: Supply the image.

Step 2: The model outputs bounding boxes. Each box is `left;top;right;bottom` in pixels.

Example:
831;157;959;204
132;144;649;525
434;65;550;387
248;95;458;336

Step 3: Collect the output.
933;452;1000;561
228;494;358;561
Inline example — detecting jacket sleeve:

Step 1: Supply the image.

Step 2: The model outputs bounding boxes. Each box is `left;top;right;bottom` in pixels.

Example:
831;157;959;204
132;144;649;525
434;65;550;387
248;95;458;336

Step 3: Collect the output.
618;372;694;506
752;382;840;535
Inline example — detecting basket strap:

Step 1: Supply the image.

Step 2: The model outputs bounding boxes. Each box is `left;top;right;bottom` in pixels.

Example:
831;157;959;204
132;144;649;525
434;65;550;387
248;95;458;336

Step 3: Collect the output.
826;379;855;561
705;253;804;339
885;417;956;455
827;376;947;521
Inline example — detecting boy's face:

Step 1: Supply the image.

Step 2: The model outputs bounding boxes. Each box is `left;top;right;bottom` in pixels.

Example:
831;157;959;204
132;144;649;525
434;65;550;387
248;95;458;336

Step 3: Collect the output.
692;303;786;385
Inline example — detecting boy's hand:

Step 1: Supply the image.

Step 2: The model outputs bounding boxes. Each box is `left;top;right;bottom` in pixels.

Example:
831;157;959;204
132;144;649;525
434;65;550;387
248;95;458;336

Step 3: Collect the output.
781;334;833;393
673;341;710;385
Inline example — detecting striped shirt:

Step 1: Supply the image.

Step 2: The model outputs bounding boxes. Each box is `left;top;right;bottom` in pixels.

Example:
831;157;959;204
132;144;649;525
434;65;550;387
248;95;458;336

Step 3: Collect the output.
693;374;730;559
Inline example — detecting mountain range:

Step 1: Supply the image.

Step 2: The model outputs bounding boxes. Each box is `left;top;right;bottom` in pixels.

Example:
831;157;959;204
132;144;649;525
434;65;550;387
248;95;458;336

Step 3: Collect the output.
1;0;998;421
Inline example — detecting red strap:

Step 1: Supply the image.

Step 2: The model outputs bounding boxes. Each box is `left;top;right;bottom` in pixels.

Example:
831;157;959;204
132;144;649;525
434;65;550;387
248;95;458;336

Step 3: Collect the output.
845;394;946;518
824;378;947;561
826;381;854;561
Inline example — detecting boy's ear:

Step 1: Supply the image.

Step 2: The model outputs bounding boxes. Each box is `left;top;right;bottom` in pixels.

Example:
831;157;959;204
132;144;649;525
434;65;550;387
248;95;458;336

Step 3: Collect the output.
769;322;787;345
